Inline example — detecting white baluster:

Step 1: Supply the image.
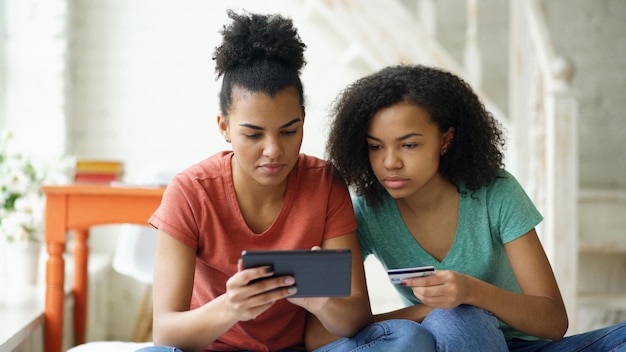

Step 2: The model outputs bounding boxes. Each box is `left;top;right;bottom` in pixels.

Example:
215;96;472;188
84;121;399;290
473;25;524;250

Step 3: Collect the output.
544;55;579;333
463;0;481;89
418;0;436;38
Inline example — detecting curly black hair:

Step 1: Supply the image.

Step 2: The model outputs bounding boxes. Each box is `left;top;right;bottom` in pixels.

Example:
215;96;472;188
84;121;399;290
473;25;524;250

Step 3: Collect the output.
326;64;506;206
213;10;307;117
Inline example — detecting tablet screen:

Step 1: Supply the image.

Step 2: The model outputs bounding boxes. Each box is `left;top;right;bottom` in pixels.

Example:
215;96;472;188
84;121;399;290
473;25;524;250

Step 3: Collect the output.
241;249;352;297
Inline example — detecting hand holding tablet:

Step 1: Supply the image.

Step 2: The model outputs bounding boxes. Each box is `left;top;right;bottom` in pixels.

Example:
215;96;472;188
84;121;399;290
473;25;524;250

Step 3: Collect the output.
241;249;352;297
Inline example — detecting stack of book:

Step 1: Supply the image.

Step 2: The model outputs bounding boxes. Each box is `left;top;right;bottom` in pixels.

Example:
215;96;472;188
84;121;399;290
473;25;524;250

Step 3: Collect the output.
74;159;124;184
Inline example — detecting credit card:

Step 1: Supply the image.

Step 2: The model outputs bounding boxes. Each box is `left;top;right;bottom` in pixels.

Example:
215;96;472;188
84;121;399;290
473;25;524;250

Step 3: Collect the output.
387;265;435;284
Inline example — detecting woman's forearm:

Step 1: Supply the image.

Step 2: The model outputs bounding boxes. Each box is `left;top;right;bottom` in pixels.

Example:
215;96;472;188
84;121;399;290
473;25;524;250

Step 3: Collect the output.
314;293;373;337
304;293;372;350
465;276;568;340
153;294;239;351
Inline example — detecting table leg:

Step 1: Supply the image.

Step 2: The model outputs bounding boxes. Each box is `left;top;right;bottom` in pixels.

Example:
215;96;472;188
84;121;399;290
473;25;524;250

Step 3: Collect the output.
45;241;66;352
73;228;89;345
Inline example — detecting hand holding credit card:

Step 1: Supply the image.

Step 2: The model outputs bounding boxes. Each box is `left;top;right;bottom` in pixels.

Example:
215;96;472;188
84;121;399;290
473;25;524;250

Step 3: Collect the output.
387;265;435;284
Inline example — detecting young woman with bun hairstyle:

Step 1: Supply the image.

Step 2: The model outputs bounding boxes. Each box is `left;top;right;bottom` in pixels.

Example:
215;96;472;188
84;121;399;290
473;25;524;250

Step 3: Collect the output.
138;11;435;352
325;64;626;351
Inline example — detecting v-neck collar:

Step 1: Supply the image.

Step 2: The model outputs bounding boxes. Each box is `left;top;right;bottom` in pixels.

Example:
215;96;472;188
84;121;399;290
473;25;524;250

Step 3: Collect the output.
224;152;297;237
388;192;463;265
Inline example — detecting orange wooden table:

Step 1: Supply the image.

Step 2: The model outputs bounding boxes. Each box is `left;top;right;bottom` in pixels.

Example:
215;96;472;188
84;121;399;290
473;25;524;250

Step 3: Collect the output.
41;185;165;352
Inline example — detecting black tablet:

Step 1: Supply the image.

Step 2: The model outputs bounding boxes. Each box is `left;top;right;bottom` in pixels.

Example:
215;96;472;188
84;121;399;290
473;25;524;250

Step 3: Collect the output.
241;249;352;297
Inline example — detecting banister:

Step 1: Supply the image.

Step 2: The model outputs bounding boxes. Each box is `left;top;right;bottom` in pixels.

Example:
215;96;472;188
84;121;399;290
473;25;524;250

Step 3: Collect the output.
525;0;575;92
512;0;580;333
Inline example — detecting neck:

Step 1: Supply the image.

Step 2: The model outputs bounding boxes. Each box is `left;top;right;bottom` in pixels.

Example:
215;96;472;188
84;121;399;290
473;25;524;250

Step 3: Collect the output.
231;158;288;207
396;175;458;213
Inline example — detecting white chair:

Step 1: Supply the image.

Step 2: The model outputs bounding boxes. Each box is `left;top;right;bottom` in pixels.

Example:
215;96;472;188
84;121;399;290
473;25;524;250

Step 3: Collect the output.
110;167;180;342
112;224;158;342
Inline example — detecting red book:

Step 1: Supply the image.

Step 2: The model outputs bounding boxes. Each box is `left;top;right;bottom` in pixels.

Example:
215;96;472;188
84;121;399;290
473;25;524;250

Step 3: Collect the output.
74;172;120;184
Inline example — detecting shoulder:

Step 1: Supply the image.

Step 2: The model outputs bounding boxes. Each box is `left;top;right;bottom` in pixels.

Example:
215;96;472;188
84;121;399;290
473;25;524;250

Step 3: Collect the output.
165;151;231;198
461;170;523;199
490;169;522;190
353;193;401;255
353;193;394;221
484;169;528;202
462;169;532;210
174;151;230;182
295;153;331;170
478;170;543;242
293;153;341;182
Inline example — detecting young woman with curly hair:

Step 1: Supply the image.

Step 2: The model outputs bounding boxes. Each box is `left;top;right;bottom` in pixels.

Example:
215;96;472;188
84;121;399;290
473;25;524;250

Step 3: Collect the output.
138;12;434;352
325;64;626;351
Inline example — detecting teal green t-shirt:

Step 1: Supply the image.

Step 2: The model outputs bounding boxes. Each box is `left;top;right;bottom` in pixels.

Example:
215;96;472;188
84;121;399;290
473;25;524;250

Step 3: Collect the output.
354;170;543;341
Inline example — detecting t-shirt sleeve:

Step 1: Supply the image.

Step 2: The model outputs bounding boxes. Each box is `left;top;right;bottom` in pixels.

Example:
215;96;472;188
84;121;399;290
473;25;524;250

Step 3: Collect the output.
323;169;357;241
148;173;201;249
487;171;543;244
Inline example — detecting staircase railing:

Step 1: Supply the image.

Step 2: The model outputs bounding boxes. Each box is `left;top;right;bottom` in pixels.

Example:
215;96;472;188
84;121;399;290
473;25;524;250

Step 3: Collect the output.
306;0;508;132
509;0;579;333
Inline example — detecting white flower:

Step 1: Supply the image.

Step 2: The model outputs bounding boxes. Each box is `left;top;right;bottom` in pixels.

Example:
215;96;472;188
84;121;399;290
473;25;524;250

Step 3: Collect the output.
14;193;45;231
2;163;33;194
0;191;9;208
0;131;75;243
0;211;35;242
41;156;77;186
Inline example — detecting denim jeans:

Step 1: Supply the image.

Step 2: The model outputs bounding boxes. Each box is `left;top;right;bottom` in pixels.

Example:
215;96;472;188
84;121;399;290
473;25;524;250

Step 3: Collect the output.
137;319;435;352
422;304;508;351
136;347;304;352
508;320;626;352
313;319;435;352
136;347;182;352
421;304;626;352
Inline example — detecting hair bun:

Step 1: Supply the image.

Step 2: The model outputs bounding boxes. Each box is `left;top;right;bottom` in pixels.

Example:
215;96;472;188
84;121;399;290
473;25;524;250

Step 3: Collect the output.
214;10;306;77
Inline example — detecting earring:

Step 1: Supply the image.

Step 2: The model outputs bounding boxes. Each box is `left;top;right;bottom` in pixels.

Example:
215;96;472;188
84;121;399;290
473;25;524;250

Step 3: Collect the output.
441;146;449;155
225;138;231;143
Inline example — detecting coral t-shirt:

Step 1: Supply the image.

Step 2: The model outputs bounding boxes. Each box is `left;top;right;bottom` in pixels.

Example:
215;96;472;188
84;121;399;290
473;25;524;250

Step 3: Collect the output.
149;151;356;351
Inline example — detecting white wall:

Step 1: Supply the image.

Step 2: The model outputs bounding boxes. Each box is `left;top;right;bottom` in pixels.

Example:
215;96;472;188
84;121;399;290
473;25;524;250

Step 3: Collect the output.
2;0;68;158
66;0;365;185
0;0;6;130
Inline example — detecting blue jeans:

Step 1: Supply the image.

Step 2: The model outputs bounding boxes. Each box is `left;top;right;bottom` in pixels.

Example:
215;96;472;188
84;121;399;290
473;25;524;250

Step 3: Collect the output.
508;320;626;352
136;347;302;352
421;304;626;352
136;348;182;352
313;319;435;352
422;304;508;351
137;319;435;352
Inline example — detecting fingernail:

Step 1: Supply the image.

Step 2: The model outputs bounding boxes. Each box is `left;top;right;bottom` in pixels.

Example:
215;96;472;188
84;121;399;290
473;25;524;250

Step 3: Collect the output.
285;276;295;285
288;287;298;294
265;266;274;273
400;281;407;286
